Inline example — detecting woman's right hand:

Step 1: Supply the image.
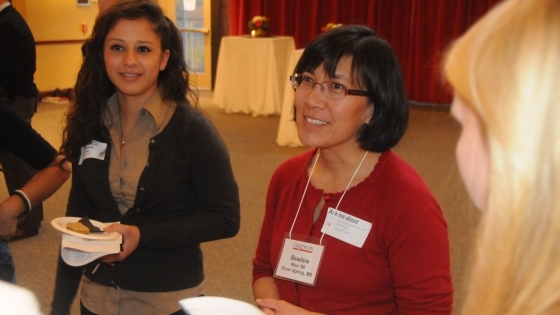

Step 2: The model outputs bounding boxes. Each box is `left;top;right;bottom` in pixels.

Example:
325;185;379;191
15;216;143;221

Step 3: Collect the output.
253;277;282;314
101;223;140;263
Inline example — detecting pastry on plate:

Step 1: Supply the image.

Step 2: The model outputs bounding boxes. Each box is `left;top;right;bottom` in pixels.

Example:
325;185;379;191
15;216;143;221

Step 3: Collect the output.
66;221;90;235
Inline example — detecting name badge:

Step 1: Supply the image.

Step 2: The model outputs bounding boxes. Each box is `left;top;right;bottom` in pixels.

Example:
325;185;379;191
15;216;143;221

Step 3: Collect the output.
78;140;107;165
321;207;371;248
274;237;325;286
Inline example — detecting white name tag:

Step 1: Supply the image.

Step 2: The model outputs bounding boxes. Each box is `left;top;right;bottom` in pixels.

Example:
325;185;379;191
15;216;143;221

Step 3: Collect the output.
321;207;372;248
78;140;107;165
274;238;325;286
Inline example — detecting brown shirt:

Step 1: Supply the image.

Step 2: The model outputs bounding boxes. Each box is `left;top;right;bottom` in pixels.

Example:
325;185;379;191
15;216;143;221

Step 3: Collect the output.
105;90;174;215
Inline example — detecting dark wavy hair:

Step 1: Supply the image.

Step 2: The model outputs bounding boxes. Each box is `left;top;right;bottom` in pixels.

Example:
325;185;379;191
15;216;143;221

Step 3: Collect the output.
294;25;408;152
61;0;194;160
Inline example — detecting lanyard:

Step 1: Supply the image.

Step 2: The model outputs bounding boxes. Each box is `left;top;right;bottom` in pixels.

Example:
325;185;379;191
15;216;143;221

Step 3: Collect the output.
288;149;369;244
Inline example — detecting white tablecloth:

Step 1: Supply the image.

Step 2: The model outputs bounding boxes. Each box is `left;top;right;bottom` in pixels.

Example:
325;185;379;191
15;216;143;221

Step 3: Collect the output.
213;36;295;117
276;49;305;147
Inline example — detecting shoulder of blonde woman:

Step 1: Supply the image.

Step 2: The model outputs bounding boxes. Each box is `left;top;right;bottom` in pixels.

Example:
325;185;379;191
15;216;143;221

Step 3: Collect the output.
0;281;43;315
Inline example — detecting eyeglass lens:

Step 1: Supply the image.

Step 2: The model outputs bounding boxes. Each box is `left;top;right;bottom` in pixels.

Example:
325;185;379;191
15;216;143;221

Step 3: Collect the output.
291;74;346;100
290;74;368;100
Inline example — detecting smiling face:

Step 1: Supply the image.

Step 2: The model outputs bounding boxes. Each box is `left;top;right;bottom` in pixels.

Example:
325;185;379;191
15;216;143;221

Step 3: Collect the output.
103;18;170;101
451;95;490;212
294;56;373;152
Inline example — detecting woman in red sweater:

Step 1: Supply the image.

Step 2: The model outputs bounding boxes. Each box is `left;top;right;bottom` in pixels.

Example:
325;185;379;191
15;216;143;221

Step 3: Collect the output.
252;25;453;315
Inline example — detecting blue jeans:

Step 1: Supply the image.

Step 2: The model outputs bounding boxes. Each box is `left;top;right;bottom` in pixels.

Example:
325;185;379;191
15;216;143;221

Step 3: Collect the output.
0;240;16;283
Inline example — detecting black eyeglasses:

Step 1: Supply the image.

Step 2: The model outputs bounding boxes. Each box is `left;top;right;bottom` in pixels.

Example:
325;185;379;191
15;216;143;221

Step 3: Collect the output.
290;74;369;100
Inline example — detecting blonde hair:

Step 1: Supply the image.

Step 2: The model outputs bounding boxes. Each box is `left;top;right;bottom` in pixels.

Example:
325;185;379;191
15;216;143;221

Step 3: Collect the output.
444;0;560;314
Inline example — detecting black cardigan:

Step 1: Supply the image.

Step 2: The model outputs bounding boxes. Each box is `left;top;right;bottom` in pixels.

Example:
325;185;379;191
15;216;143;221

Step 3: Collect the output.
67;102;240;292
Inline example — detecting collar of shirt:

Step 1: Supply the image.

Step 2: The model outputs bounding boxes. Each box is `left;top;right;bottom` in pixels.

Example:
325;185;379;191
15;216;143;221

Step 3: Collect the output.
0;3;11;12
103;88;174;134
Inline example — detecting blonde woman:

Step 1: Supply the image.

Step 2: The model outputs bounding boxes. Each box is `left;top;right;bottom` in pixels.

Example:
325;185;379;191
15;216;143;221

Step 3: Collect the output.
444;0;560;314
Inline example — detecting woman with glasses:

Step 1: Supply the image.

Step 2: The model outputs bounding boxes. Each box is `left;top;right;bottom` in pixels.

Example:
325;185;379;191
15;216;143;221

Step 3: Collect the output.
252;25;452;315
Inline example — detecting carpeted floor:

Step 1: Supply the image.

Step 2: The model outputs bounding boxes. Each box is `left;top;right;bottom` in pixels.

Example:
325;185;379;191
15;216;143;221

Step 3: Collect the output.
3;91;480;314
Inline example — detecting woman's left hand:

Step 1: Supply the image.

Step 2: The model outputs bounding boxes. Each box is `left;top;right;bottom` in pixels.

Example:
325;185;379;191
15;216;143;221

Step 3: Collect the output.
255;298;325;315
101;223;140;263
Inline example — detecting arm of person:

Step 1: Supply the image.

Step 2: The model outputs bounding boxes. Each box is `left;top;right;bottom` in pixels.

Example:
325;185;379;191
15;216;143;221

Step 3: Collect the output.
253;277;282;315
134;113;240;249
252;257;327;315
252;197;279;314
252;164;288;314
0;99;71;239
254;277;325;315
0;155;71;239
253;277;280;300
386;181;453;314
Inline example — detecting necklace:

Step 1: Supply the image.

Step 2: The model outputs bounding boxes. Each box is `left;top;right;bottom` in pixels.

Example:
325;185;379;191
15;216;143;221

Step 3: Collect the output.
118;106;126;147
120;121;130;147
120;132;127;147
119;114;130;147
120;125;132;147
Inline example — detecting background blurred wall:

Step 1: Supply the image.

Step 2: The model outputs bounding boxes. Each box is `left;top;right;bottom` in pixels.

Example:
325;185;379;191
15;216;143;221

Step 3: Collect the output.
13;0;97;93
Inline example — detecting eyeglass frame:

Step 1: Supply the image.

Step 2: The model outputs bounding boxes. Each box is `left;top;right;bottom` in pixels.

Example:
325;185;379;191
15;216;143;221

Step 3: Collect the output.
289;73;370;100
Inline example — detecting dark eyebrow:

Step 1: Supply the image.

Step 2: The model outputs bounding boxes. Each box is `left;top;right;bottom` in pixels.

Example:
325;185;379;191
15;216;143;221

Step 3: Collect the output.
104;38;156;46
138;40;156;45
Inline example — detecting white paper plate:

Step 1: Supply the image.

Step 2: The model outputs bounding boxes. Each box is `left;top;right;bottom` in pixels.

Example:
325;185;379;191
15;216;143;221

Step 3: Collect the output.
179;296;264;315
51;217;119;240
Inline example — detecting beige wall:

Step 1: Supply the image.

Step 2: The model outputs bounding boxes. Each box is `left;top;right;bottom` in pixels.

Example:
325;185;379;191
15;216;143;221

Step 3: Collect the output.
16;0;224;93
35;44;84;93
14;0;98;92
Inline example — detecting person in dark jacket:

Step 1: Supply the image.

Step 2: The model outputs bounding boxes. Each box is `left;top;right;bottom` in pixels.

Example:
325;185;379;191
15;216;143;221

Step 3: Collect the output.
0;0;45;239
0;95;70;283
52;0;240;314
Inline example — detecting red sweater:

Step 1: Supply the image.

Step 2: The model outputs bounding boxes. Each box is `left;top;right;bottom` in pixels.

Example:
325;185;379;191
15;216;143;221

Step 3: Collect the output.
253;150;453;315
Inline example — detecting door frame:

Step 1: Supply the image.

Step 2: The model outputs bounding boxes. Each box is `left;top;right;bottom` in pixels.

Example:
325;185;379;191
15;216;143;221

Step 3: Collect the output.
161;0;219;90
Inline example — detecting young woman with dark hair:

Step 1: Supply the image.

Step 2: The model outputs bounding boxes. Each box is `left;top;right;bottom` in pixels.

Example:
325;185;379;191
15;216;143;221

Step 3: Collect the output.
53;1;240;314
